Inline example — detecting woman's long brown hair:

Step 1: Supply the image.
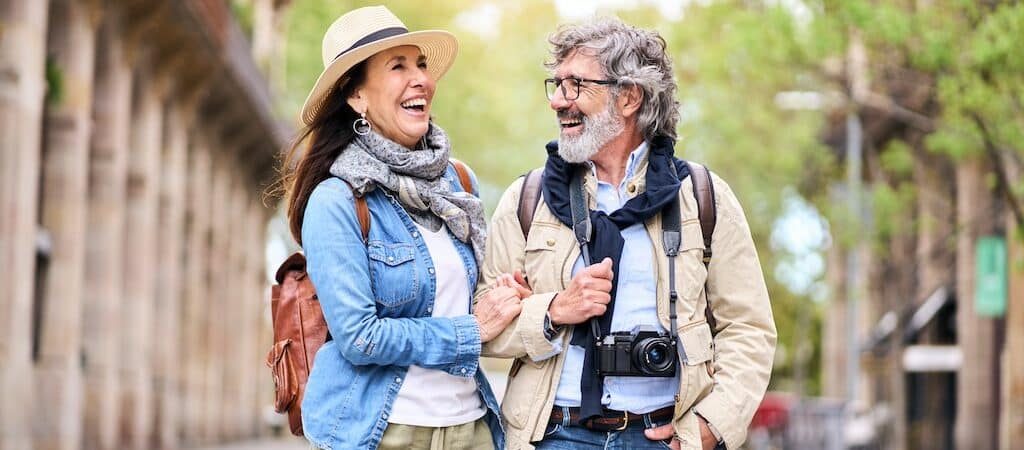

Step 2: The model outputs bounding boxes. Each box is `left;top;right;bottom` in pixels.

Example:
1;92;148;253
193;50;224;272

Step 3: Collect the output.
272;62;368;246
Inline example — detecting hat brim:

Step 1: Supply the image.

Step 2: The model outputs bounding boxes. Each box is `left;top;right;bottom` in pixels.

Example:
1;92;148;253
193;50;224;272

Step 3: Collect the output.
299;30;458;126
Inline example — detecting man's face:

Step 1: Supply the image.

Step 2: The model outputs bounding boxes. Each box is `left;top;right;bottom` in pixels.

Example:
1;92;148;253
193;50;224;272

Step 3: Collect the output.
549;50;624;163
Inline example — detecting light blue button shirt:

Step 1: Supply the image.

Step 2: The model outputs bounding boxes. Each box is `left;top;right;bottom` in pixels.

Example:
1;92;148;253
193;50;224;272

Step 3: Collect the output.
552;141;680;413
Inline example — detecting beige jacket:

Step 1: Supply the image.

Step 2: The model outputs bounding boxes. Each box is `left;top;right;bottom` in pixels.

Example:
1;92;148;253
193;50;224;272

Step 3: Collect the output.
476;156;776;450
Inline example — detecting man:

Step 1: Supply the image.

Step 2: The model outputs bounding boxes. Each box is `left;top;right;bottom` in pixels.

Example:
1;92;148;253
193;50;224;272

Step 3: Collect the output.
477;17;776;450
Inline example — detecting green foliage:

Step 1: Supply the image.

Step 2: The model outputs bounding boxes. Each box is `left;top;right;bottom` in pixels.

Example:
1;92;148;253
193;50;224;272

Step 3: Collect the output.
879;140;913;177
230;0;255;36
45;57;63;106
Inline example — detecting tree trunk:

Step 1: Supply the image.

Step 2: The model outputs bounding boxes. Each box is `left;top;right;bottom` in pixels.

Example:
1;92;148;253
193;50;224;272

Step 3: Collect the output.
823;240;848;400
34;1;98;448
955;157;1001;450
1000;154;1023;450
0;1;49;448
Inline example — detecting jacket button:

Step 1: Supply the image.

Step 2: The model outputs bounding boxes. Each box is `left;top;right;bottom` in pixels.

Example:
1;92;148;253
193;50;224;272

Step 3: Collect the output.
428;267;435;275
546;239;556;247
460;368;467;374
627;183;637;194
387;256;395;262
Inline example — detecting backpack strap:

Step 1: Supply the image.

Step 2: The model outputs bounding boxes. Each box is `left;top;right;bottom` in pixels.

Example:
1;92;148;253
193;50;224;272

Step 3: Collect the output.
517;168;544;238
354;195;371;242
450;158;474;194
352;159;475;242
686;162;716;264
685;162;717;331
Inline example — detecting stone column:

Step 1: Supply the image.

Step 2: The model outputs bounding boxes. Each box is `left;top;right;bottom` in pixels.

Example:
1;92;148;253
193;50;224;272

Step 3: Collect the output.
0;1;49;447
204;156;231;443
82;14;132;450
34;1;99;448
180;133;212;447
120;62;164;450
152;98;191;449
226;180;248;440
243;199;270;437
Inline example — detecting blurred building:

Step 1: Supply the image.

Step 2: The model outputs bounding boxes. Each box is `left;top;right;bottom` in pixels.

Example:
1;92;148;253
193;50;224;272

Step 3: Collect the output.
0;0;291;448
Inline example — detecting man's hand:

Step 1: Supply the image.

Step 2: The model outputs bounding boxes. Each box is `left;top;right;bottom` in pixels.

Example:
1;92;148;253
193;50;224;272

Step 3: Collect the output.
547;257;614;325
643;417;717;450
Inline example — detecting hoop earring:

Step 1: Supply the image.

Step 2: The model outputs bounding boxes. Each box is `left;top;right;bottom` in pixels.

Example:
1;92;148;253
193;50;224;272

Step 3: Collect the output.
353;112;371;136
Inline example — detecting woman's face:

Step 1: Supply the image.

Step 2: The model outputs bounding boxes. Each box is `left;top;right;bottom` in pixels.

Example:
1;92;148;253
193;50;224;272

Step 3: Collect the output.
347;45;436;148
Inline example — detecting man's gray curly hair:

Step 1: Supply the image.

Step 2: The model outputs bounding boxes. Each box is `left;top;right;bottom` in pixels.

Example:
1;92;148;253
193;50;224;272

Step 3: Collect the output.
546;17;680;141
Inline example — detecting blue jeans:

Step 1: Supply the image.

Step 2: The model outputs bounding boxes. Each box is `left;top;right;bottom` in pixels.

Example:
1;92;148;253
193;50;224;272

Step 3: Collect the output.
534;407;674;450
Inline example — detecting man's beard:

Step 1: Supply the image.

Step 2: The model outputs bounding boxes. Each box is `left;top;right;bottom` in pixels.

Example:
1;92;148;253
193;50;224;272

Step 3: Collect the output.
557;100;623;163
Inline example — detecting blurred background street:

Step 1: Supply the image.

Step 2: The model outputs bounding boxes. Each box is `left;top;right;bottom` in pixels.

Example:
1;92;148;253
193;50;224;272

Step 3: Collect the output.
1;0;1021;449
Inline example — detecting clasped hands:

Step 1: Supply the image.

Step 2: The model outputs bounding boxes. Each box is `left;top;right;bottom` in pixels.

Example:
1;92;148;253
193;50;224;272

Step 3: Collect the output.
475;257;616;340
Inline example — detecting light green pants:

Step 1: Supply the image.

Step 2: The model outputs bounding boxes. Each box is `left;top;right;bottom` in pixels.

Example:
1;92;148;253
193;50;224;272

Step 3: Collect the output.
308;417;493;450
378;418;493;450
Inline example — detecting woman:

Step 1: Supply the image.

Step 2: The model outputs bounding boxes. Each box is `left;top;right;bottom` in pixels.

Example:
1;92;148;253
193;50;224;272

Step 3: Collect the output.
279;6;525;450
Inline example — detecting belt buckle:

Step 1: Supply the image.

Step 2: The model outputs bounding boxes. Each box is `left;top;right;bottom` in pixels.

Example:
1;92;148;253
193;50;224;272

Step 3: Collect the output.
615;410;629;431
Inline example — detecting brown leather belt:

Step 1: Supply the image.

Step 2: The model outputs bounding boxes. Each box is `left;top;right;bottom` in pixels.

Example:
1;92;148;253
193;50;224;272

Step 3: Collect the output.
548;405;674;431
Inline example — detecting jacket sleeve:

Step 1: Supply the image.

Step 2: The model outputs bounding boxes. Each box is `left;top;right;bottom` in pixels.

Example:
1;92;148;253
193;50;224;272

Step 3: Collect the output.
691;175;777;449
302;180;481;377
475;176;566;361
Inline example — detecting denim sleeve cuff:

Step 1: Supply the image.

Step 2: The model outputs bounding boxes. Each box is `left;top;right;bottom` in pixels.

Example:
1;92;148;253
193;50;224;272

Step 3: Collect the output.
448;314;482;378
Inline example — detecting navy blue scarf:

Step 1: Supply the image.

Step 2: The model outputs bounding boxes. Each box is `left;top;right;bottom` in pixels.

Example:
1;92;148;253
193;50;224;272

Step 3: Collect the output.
541;136;689;422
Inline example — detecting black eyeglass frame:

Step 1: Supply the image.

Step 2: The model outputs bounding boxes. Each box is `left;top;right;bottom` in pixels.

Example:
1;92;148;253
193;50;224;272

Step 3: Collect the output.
544;77;619;101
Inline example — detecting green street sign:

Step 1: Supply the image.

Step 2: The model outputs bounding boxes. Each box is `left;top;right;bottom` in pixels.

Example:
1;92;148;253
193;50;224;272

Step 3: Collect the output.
975;236;1007;317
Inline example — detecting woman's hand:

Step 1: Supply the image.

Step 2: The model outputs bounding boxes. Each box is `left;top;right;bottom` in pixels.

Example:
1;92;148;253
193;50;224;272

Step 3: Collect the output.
495;270;532;298
474;286;523;343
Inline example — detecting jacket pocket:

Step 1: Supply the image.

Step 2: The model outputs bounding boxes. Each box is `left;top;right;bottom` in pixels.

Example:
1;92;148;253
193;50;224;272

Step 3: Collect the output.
678;221;709;302
501;362;543;429
366;241;419;307
674;320;715;419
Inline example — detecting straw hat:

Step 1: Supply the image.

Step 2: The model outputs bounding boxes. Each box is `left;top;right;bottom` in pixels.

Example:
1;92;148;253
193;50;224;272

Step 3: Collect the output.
299;6;459;125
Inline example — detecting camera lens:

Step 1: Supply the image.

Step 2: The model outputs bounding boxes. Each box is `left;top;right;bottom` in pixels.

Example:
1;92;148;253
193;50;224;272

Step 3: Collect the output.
647;346;667;364
633;338;675;376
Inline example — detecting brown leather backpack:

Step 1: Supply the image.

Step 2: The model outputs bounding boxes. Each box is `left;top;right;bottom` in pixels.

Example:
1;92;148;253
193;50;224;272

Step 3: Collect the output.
267;160;473;436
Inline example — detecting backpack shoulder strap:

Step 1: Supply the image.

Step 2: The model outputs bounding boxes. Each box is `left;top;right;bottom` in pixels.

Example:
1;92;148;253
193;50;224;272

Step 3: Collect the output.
340;179;369;242
450;158;474;195
517;168;544;238
353;195;371;242
686;162;716;264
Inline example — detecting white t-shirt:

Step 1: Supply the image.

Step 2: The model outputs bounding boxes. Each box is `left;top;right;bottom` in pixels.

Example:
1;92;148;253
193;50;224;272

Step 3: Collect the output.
387;223;486;427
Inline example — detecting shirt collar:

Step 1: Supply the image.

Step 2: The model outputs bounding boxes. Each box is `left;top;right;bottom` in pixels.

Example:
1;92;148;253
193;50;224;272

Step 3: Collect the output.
588;141;649;187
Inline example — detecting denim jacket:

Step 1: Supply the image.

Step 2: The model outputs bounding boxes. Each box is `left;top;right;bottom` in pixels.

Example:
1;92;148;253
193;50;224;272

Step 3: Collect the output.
300;164;504;449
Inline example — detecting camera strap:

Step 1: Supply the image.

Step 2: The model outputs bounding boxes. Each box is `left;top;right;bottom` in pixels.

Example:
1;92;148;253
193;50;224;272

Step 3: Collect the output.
568;169;602;341
662;164;682;346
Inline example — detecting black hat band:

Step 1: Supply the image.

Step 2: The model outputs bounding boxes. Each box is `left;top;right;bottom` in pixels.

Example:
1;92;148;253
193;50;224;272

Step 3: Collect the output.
334;27;409;61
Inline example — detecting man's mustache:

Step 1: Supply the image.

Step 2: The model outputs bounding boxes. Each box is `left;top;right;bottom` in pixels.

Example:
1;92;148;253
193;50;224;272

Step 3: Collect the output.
557;110;584;121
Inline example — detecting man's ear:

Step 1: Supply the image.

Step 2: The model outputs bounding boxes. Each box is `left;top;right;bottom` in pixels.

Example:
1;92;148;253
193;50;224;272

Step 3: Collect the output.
618;84;643;118
347;90;367;115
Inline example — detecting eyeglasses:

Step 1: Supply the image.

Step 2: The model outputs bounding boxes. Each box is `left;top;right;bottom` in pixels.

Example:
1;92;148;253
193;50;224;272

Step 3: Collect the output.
544;76;618;101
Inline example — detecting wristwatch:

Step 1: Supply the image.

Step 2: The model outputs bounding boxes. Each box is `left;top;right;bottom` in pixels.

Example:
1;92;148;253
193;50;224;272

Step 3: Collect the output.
543;312;561;340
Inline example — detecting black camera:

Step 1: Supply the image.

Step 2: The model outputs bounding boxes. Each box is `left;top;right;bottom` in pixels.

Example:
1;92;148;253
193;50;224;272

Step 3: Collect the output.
595;325;677;377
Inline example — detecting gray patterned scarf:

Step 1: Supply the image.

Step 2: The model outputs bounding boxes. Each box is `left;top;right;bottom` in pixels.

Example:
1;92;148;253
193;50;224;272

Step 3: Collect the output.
329;123;487;266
